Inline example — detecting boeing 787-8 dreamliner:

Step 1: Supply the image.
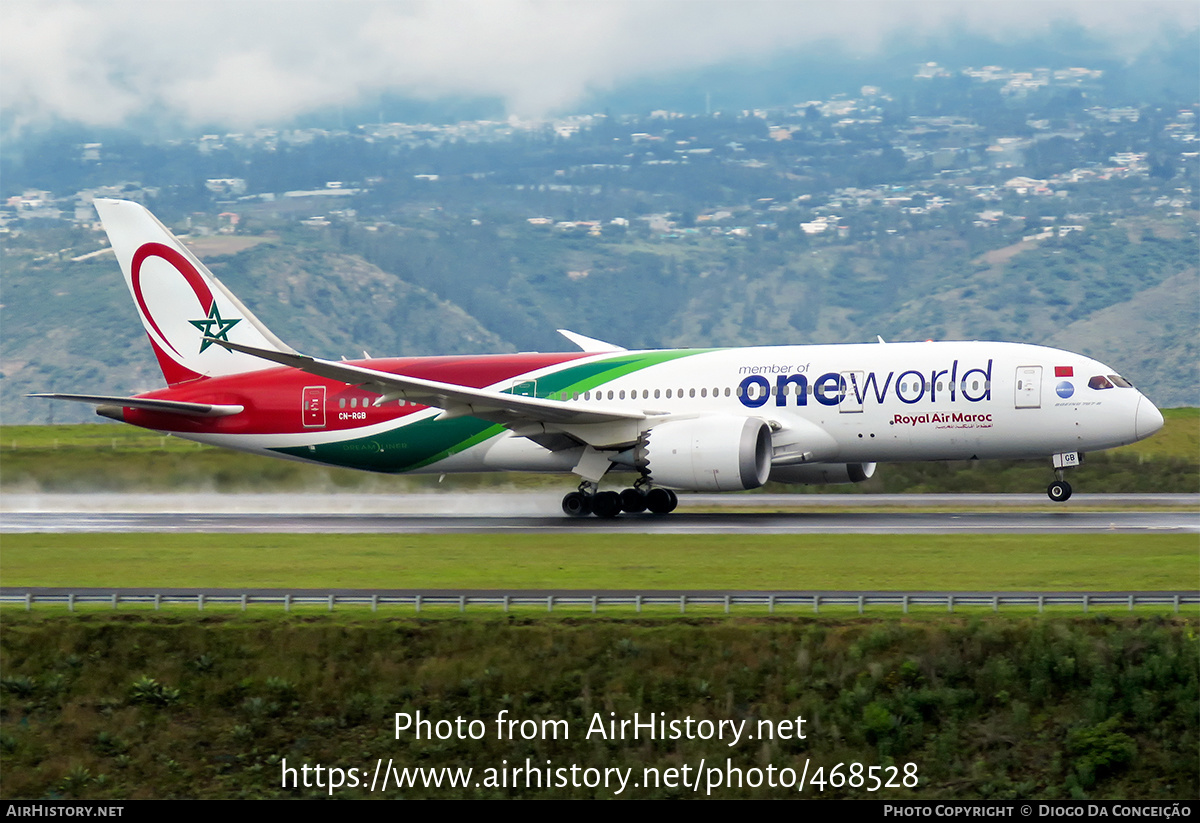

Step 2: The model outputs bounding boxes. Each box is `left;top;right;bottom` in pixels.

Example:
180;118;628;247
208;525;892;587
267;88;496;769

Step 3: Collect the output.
34;200;1165;516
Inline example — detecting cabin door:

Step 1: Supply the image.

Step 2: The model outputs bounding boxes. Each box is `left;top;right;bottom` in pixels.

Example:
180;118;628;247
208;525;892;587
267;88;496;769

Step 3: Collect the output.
839;371;864;413
1014;366;1042;409
302;385;327;427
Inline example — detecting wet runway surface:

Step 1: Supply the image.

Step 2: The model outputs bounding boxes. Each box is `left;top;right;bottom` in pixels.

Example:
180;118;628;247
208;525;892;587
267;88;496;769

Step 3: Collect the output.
4;513;1195;537
3;494;1196;535
5;492;1195;515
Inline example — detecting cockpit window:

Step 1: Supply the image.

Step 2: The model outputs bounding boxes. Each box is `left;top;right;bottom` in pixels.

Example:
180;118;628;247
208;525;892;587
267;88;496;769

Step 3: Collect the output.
1088;375;1114;390
1108;374;1133;388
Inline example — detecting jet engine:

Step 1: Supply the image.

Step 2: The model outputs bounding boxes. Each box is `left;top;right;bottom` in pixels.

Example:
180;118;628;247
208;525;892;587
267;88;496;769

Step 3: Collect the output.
638;415;772;491
769;462;877;485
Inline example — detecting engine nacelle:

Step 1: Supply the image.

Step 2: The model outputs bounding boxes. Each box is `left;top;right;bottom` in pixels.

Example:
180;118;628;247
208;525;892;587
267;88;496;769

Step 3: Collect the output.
641;416;772;491
769;462;877;485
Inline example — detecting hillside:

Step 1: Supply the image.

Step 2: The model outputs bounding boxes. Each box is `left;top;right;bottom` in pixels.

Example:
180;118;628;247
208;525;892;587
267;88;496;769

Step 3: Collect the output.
2;243;511;425
2;215;1196;424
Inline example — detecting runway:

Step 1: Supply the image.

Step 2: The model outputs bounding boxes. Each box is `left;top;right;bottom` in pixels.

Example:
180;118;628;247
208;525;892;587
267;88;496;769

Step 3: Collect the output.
2;493;1196;534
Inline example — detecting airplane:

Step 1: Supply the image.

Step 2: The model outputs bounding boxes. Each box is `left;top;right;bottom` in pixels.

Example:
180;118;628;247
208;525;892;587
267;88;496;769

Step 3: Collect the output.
33;199;1165;517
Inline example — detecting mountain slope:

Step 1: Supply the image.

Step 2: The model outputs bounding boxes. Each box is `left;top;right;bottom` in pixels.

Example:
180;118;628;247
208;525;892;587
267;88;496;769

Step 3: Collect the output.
1046;268;1199;408
2;246;510;425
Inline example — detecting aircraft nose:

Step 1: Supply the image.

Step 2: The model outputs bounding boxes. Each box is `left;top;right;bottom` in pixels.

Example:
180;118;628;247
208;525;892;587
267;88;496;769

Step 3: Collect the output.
1135;396;1164;441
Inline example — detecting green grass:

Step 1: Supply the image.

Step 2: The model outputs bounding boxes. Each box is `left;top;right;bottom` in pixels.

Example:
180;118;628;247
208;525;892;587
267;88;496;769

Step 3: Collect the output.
2;534;1195;591
1118;407;1199;461
3;413;1196;493
1;423;204;452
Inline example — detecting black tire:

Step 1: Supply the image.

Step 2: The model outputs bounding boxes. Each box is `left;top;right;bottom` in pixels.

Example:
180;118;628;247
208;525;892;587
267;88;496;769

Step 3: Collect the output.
645;487;678;514
562;492;592;517
1047;480;1072;502
592;491;623;518
620;488;647;513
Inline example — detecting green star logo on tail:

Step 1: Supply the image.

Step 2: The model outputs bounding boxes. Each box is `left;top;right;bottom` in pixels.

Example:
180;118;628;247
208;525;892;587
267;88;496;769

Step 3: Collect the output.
189;304;241;352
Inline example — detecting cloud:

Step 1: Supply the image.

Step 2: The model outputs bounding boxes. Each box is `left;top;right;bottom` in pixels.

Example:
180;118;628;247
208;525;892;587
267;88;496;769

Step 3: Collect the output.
3;0;1196;133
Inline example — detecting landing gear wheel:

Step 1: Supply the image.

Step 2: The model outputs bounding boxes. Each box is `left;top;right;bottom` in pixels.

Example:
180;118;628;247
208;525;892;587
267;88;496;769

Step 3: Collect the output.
645;487;678;514
561;491;593;517
620;488;647;514
1047;480;1072;502
592;491;623;518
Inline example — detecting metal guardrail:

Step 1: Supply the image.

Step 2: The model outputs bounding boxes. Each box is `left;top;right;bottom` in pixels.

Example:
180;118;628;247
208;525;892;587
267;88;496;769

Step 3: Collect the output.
2;592;1195;615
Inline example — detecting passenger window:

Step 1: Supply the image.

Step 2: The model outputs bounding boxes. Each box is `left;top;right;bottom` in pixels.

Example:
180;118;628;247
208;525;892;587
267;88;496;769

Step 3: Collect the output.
1089;375;1114;390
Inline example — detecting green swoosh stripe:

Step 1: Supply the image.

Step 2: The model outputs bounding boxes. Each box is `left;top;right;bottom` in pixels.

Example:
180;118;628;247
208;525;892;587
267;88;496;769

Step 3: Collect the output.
504;348;710;399
271;348;712;473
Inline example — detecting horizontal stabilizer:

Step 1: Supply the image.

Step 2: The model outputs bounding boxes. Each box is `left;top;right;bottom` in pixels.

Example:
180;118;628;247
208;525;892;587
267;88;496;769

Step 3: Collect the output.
29;393;244;418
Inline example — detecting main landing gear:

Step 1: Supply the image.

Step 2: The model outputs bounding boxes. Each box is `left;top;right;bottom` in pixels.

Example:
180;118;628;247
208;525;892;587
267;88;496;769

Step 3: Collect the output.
562;480;678;518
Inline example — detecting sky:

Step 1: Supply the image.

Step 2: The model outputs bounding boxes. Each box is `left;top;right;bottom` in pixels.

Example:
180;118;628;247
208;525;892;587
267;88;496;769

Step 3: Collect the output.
2;0;1197;134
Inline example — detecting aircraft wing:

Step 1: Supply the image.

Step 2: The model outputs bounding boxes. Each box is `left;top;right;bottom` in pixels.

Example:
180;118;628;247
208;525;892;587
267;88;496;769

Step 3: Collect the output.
212;339;645;427
28;393;244;417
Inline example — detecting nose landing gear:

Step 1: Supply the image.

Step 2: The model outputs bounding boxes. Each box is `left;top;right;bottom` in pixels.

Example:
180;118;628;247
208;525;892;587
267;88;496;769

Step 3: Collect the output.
1047;478;1072;502
1046;452;1080;502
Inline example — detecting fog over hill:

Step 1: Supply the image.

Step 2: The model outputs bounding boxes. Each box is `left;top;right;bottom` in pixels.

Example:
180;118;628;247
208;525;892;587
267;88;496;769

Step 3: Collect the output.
2;3;1196;424
3;1;1196;136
